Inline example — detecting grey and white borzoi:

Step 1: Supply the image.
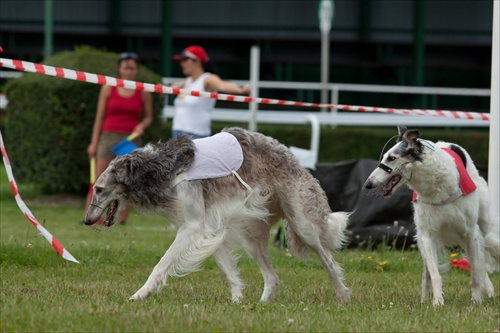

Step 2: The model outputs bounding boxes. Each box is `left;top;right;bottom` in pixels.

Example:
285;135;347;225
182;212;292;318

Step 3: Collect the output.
364;125;500;306
85;127;351;303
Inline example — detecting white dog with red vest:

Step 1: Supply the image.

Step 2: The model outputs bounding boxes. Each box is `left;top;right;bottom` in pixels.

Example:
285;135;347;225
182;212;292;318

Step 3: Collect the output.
364;125;499;307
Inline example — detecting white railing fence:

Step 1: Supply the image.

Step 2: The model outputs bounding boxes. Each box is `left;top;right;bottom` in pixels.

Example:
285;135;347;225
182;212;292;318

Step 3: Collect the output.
1;64;492;170
161;76;490;128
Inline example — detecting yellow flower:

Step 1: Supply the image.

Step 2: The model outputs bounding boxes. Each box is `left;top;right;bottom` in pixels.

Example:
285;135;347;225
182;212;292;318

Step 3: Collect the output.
450;253;458;258
367;256;373;259
378;261;388;266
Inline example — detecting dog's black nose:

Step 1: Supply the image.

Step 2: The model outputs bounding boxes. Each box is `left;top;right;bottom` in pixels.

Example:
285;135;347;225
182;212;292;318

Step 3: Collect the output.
364;180;373;189
84;219;95;225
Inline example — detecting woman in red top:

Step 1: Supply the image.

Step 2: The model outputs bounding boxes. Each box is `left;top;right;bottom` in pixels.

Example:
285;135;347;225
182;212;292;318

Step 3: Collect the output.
86;52;153;224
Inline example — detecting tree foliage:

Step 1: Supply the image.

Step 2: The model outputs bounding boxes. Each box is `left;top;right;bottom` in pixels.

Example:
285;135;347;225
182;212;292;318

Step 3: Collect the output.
4;46;164;194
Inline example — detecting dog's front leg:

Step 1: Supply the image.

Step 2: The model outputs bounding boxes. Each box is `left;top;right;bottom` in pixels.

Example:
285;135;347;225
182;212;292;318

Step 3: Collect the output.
129;226;197;300
421;260;431;302
129;254;176;300
417;234;444;306
130;221;226;301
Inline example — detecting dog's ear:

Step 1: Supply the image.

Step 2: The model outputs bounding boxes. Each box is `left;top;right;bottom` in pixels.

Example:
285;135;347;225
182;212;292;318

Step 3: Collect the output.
404;129;420;143
403;130;424;158
170;135;196;173
396;125;408;142
112;155;141;187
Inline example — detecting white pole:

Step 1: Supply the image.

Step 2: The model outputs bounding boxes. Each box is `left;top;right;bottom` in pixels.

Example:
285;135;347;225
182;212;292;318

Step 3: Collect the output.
307;114;320;165
489;0;499;220
319;0;333;112
321;29;330;112
249;46;260;132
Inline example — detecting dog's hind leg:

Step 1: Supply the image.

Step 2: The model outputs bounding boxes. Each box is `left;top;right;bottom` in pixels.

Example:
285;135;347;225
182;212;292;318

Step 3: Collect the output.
286;215;350;304
129;222;226;301
213;244;245;302
242;220;280;302
309;242;350;304
417;233;444;306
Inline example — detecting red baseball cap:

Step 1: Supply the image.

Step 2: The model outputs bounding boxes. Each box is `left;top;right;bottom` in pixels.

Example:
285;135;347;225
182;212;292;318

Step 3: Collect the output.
173;46;209;63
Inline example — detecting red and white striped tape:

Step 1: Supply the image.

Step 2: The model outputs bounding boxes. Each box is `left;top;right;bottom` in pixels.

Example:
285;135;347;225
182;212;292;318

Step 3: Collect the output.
0;130;79;264
0;57;490;122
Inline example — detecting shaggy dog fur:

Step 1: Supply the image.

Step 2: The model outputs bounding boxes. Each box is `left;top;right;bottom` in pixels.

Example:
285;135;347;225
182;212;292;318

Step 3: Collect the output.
85;127;351;303
364;125;500;306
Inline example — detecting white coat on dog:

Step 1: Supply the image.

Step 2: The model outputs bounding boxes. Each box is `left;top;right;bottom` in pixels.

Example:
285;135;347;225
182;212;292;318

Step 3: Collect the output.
364;125;500;306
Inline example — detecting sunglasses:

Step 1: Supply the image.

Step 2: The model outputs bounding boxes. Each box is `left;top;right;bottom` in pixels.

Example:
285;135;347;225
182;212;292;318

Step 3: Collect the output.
119;52;139;60
180;56;197;62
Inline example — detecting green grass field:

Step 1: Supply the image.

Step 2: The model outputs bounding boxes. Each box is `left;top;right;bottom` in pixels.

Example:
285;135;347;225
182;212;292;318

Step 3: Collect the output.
1;164;499;332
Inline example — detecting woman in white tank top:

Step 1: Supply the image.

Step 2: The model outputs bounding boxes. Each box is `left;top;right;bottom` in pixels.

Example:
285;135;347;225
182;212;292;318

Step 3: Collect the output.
171;46;250;139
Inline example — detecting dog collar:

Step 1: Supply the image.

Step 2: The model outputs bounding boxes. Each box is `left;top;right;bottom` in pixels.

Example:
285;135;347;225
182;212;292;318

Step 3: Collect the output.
414;187;463;205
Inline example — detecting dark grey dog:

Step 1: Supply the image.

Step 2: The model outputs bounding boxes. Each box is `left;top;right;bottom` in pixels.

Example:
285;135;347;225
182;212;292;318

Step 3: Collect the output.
85;127;350;303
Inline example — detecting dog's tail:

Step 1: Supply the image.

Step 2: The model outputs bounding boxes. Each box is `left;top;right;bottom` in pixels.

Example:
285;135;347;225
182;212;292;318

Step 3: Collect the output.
285;211;350;257
324;212;351;251
485;216;500;272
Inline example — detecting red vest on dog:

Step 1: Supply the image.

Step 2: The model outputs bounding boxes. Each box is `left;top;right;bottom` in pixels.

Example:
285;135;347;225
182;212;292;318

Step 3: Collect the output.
412;147;476;203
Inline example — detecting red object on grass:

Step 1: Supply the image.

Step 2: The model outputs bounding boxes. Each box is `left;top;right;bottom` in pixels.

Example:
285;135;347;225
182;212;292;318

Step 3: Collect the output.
452;257;471;271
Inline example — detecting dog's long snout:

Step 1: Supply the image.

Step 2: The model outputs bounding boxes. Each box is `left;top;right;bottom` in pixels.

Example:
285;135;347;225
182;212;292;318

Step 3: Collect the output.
85;203;102;225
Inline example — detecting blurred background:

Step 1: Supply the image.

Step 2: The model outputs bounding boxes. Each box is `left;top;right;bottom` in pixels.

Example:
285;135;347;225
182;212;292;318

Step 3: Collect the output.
0;0;493;106
0;0;496;247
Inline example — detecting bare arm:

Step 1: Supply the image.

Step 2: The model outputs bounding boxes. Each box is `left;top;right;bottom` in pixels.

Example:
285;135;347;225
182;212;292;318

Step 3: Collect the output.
204;74;250;95
87;85;111;159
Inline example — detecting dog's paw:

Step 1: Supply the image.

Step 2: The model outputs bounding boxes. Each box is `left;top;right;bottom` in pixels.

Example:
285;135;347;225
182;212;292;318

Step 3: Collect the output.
471;293;483;304
129;288;152;301
337;288;351;304
128;293;145;301
482;279;495;298
432;296;444;307
232;294;244;303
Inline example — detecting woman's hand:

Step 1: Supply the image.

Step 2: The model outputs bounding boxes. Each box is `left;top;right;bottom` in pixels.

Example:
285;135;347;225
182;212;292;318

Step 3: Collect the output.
132;123;145;137
240;84;251;95
87;142;98;159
